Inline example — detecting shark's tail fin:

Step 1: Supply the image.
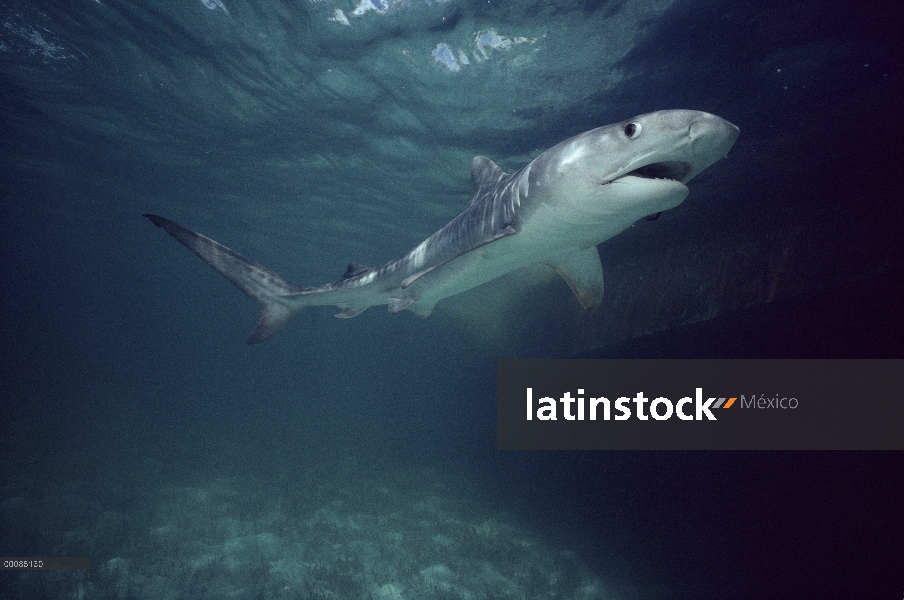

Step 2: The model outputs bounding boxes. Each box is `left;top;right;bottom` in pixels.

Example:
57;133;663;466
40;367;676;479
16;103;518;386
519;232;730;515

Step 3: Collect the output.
144;214;303;344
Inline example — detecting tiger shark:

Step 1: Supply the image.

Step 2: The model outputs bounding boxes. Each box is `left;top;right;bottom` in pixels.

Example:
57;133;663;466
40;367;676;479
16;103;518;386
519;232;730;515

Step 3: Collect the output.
145;109;739;344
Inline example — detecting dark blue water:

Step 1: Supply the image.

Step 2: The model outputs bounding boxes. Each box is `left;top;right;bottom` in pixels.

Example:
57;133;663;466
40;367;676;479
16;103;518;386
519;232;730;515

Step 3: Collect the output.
1;1;902;598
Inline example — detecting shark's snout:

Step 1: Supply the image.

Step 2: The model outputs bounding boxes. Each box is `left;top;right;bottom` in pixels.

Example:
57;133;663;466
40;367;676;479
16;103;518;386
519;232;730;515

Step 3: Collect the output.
689;113;740;158
677;112;740;182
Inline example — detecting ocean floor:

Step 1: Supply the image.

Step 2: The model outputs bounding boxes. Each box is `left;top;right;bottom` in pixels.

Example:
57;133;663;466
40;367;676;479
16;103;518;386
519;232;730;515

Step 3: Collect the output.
3;464;621;600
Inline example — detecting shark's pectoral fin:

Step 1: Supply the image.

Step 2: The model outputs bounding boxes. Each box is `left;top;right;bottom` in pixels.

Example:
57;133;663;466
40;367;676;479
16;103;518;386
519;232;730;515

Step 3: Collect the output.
547;247;605;310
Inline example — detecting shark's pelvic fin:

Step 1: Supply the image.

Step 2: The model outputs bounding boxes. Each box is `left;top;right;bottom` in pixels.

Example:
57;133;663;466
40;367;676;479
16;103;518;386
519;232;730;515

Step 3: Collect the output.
547;247;606;310
143;214;302;344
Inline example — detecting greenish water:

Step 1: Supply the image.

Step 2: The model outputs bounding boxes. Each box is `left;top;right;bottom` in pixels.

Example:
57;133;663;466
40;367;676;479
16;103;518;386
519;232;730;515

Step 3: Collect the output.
1;1;902;598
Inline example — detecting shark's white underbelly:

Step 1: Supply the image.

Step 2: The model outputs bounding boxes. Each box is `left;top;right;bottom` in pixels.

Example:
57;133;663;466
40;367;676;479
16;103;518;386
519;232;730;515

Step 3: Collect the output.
402;211;639;310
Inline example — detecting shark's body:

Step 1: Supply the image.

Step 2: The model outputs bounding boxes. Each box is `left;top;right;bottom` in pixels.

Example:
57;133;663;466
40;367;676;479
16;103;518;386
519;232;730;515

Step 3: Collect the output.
145;109;739;343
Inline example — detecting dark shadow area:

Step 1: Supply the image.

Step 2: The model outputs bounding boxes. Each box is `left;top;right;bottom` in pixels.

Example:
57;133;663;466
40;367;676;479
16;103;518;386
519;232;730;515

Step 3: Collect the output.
576;268;904;359
493;448;904;600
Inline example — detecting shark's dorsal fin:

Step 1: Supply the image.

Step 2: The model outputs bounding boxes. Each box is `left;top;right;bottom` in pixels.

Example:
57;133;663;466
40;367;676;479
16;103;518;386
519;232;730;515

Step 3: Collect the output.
470;156;507;206
339;262;370;281
396;158;513;293
546;247;606;310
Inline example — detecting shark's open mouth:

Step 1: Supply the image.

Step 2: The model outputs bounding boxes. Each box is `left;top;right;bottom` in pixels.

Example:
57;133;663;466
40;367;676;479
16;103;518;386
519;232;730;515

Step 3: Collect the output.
624;161;692;182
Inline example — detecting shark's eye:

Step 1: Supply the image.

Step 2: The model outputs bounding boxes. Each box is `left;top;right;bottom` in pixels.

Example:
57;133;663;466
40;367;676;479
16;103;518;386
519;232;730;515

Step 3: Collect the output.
624;122;642;138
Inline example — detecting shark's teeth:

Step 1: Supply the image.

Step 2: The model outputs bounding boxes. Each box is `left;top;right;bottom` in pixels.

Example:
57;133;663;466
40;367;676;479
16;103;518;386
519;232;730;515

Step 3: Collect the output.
626;161;691;181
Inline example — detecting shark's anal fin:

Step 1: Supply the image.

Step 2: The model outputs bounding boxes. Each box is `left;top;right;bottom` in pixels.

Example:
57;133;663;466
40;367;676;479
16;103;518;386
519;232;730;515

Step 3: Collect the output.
547;247;606;310
143;214;302;344
335;305;368;318
388;296;417;314
400;225;517;289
